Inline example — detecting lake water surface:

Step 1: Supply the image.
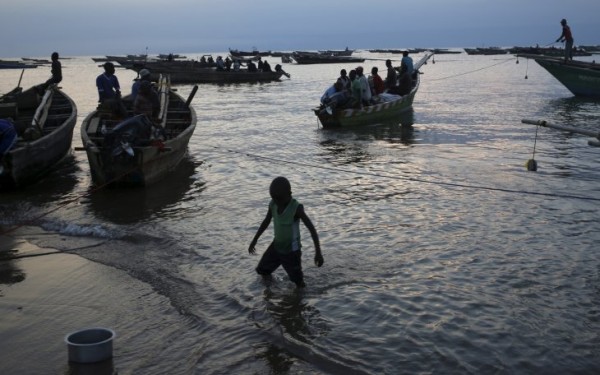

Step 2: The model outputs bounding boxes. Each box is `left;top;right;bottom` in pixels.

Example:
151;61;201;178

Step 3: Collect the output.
1;50;599;374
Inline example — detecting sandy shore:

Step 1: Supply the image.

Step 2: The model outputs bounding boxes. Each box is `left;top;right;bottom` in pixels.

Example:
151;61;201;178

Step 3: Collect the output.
0;228;186;374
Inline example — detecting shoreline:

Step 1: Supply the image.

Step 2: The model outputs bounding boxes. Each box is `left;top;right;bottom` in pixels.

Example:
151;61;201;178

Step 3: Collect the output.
0;228;191;374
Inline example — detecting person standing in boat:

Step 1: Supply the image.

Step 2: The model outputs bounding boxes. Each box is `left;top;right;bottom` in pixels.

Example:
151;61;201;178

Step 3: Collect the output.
248;176;324;288
356;66;372;106
96;62;127;118
349;69;362;108
556;18;574;61
384;59;398;90
400;51;414;78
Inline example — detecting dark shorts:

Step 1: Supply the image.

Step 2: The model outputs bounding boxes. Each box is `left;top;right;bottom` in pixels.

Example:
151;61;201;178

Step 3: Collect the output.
256;242;303;285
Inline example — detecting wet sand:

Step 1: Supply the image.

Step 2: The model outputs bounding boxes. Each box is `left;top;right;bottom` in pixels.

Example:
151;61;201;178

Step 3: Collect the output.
0;228;190;374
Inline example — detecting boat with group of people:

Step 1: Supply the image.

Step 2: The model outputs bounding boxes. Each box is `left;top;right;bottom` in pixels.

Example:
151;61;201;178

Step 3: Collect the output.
110;53;289;84
1;59;199;189
314;52;433;128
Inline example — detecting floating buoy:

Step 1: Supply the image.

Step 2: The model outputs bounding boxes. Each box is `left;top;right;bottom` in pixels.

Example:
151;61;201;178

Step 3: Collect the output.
526;159;537;171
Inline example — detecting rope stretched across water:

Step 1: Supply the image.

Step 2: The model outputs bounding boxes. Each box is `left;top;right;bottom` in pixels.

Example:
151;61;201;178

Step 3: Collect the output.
201;145;600;202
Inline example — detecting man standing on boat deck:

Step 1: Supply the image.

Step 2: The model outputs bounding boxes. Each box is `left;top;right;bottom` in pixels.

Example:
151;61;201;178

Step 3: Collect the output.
355;66;372;106
556;19;574;61
384;59;398;90
400;51;414;77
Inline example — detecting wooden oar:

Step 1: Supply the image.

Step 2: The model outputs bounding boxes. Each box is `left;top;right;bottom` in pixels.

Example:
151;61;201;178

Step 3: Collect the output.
17;69;25;88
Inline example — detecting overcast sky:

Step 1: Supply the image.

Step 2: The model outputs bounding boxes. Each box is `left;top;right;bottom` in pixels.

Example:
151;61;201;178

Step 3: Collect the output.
1;0;598;58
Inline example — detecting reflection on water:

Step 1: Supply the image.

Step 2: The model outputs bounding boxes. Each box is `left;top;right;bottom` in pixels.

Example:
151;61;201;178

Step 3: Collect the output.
317;110;416;166
87;157;204;224
547;96;600;127
0;154;80;204
0;236;26;286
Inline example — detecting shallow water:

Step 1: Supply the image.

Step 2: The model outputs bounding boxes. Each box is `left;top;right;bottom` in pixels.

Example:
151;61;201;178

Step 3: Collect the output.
1;51;600;374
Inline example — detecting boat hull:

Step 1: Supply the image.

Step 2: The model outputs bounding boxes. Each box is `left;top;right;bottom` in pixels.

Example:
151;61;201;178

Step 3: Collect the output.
534;58;600;98
125;62;284;84
315;88;417;128
0;87;77;189
83;117;195;186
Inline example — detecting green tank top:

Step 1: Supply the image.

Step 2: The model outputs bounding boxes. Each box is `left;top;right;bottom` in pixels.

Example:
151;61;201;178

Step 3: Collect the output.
270;198;301;254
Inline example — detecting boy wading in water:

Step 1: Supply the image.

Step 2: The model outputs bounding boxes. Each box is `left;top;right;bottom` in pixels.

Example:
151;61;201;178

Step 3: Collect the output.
249;177;324;288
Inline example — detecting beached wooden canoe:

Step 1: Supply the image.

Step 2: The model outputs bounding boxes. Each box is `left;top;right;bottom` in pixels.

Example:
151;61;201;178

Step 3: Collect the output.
518;54;600;98
314;52;432;128
80;75;197;186
0;84;77;189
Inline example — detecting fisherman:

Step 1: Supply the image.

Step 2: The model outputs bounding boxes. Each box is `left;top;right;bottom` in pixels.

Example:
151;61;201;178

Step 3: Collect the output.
96;62;127;118
556;18;574;61
38;52;62;92
400;51;414;77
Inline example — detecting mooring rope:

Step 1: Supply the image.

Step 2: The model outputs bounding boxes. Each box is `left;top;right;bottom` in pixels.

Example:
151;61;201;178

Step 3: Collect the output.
428;57;515;81
200;145;600;202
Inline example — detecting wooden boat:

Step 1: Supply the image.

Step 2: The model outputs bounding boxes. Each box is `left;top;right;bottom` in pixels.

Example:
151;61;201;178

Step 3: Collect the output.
318;48;354;56
80;75;198;186
313;52;432;128
291;51;365;64
121;60;286;84
229;48;271;57
157;54;187;60
465;47;508;55
510;46;592;57
0;60;38;69
0;84;77;189
518;54;600;98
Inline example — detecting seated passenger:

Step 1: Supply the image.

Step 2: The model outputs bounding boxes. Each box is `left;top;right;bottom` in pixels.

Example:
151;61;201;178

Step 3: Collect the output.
247;60;258;72
216;56;225;71
262;59;272;72
133;81;160;119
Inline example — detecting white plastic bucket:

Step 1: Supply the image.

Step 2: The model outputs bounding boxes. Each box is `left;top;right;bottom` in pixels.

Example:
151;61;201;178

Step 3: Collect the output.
65;328;115;363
